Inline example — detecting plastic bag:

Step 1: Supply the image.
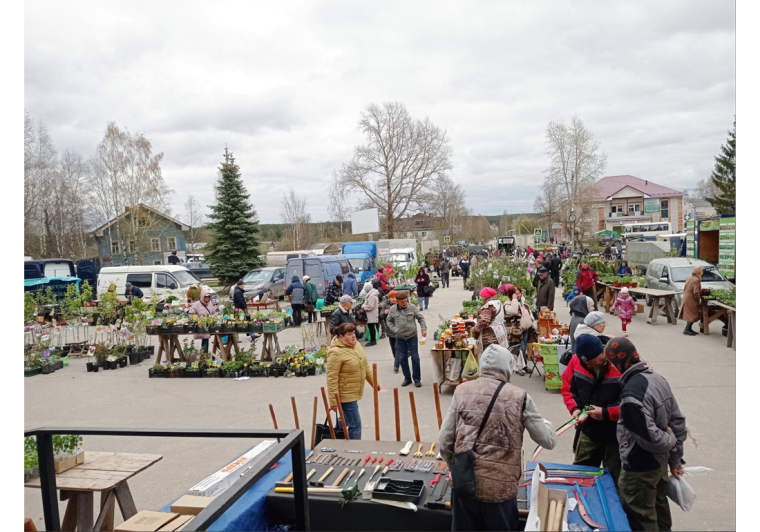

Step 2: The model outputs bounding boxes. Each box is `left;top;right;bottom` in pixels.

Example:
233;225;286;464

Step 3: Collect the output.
462;352;480;380
446;357;462;381
666;466;713;512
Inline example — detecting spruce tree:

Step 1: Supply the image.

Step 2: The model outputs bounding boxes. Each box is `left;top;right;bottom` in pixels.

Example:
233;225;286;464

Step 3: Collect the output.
204;148;264;286
706;122;736;214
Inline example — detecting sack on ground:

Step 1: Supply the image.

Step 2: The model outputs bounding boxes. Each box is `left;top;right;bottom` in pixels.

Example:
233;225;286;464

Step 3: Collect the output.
446;357;462;381
666;467;713;512
462;352;480;380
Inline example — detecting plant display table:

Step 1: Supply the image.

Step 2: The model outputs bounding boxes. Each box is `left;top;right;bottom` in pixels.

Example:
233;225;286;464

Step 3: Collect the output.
599;283;643;317
701;299;735;348
248;300;280;311
261;331;283;362
599;284;678;325
211;333;241;362
155;333;185;365
24;451;162;532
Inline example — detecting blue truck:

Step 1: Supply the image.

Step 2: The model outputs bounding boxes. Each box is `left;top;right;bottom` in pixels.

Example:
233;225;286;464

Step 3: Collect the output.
342;242;377;285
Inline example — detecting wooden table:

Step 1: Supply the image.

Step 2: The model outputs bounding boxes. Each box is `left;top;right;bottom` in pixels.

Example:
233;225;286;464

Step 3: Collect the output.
248;301;280;311
261;331;282;362
599;285;678;326
155;333;185;365
430;347;479;393
701;300;736;349
25;452;162;532
211;333;241;362
65;341;88;358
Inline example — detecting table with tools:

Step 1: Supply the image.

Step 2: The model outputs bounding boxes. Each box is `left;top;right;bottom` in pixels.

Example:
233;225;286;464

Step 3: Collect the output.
265;439;528;531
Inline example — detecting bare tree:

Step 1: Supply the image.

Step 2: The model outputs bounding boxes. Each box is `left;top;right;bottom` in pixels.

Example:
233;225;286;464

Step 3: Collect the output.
184;195;205;254
497;210;512;235
24;115;58;255
336;102;452;237
327;172;350;236
281;188;312;251
89;122;172;261
423;175;468;242
693;178;718;201
543;115;607;248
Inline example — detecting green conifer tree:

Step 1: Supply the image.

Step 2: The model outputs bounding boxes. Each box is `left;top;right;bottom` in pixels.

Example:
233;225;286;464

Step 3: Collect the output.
706;121;736;214
204;148;264;286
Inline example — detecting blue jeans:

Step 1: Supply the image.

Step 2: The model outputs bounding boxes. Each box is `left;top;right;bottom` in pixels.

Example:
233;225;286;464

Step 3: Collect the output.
519;331;529;369
418;296;429;309
338;401;362;440
389;337;397;369
396;336;421;383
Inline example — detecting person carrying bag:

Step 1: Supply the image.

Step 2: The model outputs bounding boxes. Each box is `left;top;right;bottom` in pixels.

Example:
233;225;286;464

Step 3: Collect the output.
438;344;556;531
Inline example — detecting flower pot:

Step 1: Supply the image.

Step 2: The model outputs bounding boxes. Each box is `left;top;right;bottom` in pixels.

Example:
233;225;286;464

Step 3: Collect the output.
101;361;109;370
129;353;138;365
41;365;53;375
148;346;155;354
612;282;621;287
109;360;117;370
148;368;165;378
119;358;127;368
630;282;637;288
92;365;99;372
86;362;93;372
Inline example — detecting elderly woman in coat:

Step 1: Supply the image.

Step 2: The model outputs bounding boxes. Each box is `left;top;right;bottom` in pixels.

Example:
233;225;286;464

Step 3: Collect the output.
326;322;379;439
188;288;219;353
679;266;703;336
362;280;381;347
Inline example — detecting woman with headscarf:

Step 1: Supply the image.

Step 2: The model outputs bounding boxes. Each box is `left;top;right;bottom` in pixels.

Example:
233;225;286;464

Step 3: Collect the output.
569;295;596;355
188;288;219;353
616;260;633;277
360;280;373;297
678;266;703;336
504;286;534;374
375;270;389;293
414;267;431;310
473;287;508;351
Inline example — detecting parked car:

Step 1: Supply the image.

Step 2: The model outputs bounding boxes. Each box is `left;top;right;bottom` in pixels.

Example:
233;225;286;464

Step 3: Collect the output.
228;267;287;301
284;255;351;297
186;261;214;280
97;265;217;303
643;258;734;316
24;258;76;279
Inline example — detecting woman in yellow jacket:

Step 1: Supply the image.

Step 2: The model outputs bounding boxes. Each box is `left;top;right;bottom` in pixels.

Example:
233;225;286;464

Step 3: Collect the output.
327;322;380;439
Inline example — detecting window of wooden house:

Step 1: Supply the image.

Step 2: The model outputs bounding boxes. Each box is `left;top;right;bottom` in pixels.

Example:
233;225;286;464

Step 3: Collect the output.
151;238;161;252
110;241;121;254
167;237;177;250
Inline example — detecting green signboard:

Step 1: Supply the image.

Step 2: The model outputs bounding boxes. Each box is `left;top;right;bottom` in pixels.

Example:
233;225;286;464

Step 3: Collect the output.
718;217;736;277
643;197;660;214
686;221;696;259
699;218;720;231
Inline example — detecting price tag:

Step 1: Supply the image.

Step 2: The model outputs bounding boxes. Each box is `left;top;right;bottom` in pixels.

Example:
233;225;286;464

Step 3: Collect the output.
179;362;187;368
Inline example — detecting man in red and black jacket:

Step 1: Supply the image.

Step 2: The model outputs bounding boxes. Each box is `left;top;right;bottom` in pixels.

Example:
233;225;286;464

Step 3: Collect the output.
576;260;600;304
561;334;622;484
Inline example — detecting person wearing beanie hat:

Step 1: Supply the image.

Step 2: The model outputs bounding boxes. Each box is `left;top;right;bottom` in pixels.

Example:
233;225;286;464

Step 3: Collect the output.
535;266;555;311
124;281;144;302
607;337;687;531
572;311;610;348
386;290;427;387
473;286;508;350
561;333;623;485
611;287;637;336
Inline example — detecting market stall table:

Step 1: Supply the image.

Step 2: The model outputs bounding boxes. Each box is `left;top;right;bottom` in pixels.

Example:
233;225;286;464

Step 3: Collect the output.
260;331;283;361
211;333;241;362
701;299;736;348
248;300;280;312
430;346;479;393
155;333;186;364
599;286;679;325
265;439;528;532
24;452;162;532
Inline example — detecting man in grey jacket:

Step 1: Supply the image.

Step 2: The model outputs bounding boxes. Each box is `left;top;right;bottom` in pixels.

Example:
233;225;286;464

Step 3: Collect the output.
605;337;687;532
386;291;427;387
440;344;556;531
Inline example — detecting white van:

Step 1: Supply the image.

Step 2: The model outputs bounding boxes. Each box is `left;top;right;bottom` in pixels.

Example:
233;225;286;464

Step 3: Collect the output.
266;251;313;268
97;265;217;302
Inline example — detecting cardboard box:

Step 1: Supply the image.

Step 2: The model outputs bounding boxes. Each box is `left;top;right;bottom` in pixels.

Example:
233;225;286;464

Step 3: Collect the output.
525;464;569;531
158;515;194;531
188;440;275;497
114;511;180;532
54;451;85;474
170;495;214;516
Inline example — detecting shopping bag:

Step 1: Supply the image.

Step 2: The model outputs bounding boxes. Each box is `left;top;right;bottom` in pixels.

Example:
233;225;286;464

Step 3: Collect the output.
462;351;480;380
365;327;371;341
666;466;713;512
446;357;462;381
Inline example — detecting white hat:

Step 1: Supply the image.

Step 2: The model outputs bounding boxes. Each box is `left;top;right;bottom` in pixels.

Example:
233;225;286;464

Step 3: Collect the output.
303;275;310;282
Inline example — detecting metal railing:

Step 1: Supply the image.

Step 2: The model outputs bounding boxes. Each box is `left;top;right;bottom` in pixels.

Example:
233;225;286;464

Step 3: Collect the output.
24;427;309;531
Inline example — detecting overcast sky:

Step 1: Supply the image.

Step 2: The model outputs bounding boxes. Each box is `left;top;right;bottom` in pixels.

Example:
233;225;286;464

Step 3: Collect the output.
24;1;735;224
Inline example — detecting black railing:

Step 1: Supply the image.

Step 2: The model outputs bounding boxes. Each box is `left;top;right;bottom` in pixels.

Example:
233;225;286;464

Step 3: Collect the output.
24;427;309;532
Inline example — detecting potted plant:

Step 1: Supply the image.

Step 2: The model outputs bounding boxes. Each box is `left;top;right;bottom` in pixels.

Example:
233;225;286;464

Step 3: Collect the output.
107;355;118;370
184;362;202;378
149;362;167;378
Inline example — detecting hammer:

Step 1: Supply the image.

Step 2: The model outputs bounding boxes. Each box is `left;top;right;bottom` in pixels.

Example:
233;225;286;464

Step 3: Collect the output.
310;467;334;487
276;468;316;488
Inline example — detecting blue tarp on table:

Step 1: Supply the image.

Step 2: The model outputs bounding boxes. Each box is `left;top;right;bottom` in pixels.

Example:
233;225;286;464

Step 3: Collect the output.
161;447;305;531
525;461;631;531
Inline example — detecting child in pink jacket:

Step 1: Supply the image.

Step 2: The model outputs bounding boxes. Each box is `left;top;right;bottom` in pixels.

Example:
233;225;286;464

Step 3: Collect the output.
611;287;637;336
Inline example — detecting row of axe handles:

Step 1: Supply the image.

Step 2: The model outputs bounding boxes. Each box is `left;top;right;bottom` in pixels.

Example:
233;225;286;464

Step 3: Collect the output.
268;363;445;447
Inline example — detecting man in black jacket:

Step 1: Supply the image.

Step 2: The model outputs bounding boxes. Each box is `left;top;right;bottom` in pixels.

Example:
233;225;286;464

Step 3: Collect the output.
124;282;144;302
324;275;343;306
330;295;356;335
233;280;248;311
549;253;562;287
535;267;555;311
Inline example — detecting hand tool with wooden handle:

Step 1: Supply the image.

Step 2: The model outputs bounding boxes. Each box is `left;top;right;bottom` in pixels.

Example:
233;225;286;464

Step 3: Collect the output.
364;465;381;489
354;468;365;485
310;467;334;487
426;442;436;456
343;470;356;485
413;443;424;457
332;467;350;486
275;472;294;488
275;487;343;495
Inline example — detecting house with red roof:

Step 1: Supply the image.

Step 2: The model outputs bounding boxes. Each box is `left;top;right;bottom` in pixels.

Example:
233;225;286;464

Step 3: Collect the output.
589;175;685;235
